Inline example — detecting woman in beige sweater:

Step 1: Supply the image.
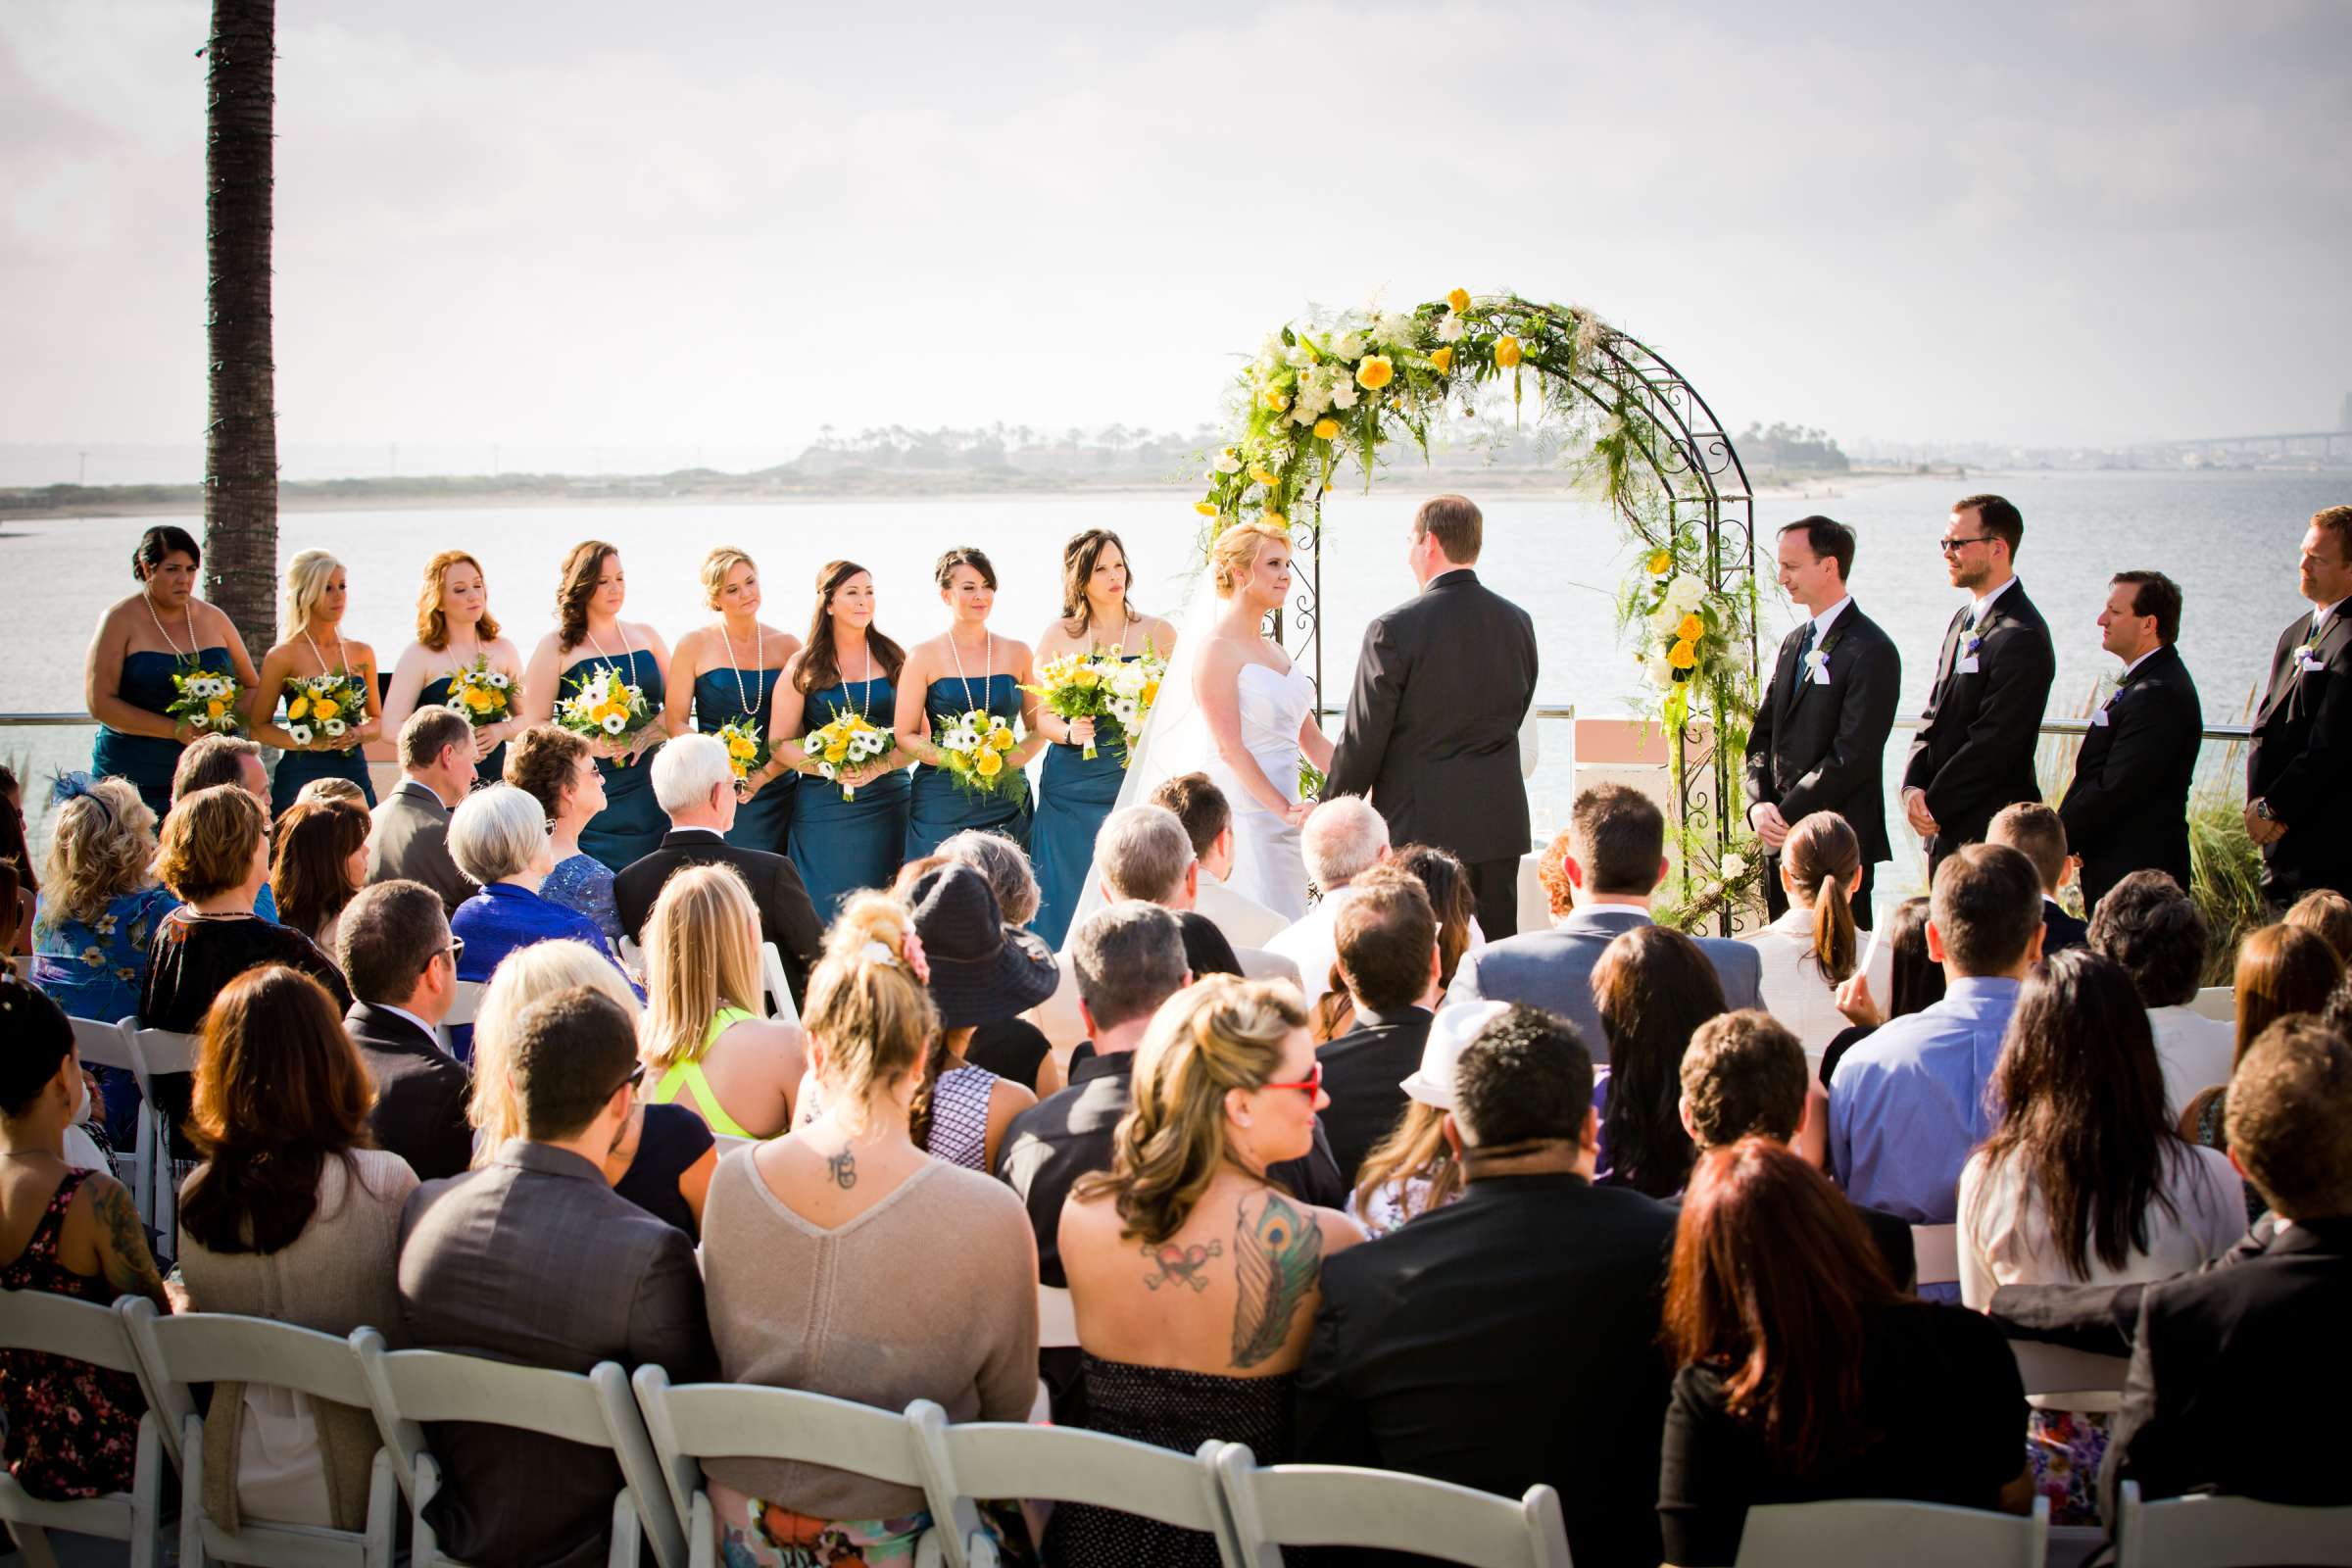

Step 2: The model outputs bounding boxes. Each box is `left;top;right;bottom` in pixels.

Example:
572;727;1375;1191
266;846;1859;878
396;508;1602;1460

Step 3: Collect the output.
176;965;416;1534
699;894;1038;1566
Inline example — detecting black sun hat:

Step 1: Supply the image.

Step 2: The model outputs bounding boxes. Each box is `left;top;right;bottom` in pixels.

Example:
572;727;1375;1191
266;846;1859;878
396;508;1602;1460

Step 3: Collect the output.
905;861;1059;1028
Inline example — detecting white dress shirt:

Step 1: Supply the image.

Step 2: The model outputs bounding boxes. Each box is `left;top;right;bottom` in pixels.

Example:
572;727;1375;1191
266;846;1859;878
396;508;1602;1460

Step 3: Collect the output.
2146;1004;2235;1121
1265;894;1348;1005
1740;905;1892;1072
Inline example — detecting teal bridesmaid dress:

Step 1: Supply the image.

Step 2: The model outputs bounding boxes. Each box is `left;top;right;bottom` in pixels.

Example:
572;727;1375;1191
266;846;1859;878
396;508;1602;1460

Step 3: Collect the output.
693;664;795;855
416;672;509;787
565;649;669;871
267;676;377;818
92;647;235;819
1028;655;1141;952
786;677;910;920
905;671;1031;862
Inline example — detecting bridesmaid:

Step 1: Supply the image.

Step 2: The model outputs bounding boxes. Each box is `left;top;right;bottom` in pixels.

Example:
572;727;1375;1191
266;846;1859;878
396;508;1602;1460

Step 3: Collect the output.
249;550;381;817
767;560;912;920
379;550;526;789
895;547;1041;862
664;547;801;855
86;525;263;819
1028;529;1178;950
519;541;671;872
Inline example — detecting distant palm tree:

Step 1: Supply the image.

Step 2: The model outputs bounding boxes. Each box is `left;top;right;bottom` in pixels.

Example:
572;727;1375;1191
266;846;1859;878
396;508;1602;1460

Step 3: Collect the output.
202;0;279;651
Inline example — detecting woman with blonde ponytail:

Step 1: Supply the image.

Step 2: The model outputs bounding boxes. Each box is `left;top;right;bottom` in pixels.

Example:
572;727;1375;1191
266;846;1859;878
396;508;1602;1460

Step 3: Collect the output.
1742;810;1891;1068
1052;976;1365;1566
694;893;1041;1565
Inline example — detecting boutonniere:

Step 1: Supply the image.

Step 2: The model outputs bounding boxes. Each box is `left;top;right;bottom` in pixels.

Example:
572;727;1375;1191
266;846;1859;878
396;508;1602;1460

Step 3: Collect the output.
1803;649;1830;676
1964;630;1985;660
2293;639;2324;673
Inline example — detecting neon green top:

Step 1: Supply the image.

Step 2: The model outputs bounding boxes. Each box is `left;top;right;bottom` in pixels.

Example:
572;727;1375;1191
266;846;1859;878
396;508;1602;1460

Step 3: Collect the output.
651;1005;760;1139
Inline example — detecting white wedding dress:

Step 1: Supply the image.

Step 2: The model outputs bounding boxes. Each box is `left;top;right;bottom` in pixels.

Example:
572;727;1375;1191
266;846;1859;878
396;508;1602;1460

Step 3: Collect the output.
1206;662;1315;920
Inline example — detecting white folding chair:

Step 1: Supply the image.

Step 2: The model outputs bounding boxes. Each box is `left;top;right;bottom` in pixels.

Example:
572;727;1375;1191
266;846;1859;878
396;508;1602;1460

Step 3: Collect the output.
443;979;484;1029
1214;1445;1570;1568
124;1025;198;1261
69;1014;153;1221
118;1299;398;1567
759;942;800;1025
629;1366;959;1568
1736;1495;2050;1567
349;1328;681;1568
2116;1479;2352;1567
1029;1286;1079;1423
2009;1340;2131;1402
1911;1223;1961;1290
909;1404;1241;1568
0;1290;166;1568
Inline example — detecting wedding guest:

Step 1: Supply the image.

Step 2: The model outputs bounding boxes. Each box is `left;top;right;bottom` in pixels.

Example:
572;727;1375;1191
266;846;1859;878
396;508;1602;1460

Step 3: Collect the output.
379;549;526;789
248;550;380;816
337;880;471;1181
1450;785;1760;1058
2088;871;2234;1119
1317;865;1442;1188
1298;1004;1675;1568
0;977;164;1501
517;541;673;872
1820;896;1942;1086
1326;494;1540;940
270;796;369;956
293;776;368;809
367;708;481;916
1678;1010;1910;1286
2180;922;2341;1216
638;864;806;1142
30;775;175;1034
1659;1141;2030;1566
1152;771;1286;951
2246;505;2352;906
1743;516;1901;928
1988;802;2087;954
1031;528;1180;950
85;523;262;819
895;547;1041;861
1055;977;1364;1565
175;964;416;1532
2059;570;2200;914
1830;843;2044;1297
700;895;1038;1565
769;560;912;918
2283;888;2352;964
1957;950;2240;1522
505;722;621;940
398;985;713;1567
0;767;33;943
612;732;822;1005
1592;925;1726;1200
1324;843;1480;1046
1265;796;1391;1006
1097;805;1242;979
1347;1000;1504;1237
1901;494;2056;878
937;829;1061;1095
172;732;272;811
1740;811;1892;1069
662;546;802;854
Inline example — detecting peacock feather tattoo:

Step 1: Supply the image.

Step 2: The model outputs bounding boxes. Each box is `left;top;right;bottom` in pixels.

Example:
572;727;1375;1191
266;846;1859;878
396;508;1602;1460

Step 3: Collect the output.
1230;1190;1323;1368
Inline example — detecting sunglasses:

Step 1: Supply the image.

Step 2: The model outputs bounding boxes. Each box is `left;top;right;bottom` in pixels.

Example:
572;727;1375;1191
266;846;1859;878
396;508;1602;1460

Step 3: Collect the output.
611;1059;648;1100
1260;1061;1323;1099
1937;535;1997;556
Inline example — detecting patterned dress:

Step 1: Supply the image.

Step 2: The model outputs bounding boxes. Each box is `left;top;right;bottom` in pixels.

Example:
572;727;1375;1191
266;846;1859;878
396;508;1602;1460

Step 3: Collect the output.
0;1170;148;1500
920;1065;998;1172
30;884;181;1139
540;852;623;944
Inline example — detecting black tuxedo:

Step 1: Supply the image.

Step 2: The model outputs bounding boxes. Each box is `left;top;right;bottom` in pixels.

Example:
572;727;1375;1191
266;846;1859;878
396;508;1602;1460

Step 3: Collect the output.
2058;644;2201;913
1743;600;1901;925
2041;898;2088;956
1325;568;1539;940
612;829;823;1005
2247;603;2352;905
1297;1172;1678;1568
1313;1006;1433;1189
345;1002;472;1182
1902;579;2056;876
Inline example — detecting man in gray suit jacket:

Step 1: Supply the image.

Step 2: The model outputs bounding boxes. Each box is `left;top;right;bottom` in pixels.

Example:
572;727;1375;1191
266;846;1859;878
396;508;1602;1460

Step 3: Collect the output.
397;986;713;1568
367;709;480;915
1448;784;1761;1060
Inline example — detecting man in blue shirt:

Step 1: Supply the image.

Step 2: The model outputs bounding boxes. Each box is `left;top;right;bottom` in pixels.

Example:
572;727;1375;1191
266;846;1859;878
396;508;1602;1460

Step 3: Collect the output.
1830;842;2044;1299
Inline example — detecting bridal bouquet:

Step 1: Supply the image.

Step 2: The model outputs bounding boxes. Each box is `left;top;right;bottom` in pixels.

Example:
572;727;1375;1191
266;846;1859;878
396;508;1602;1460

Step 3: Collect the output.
802;713;895;801
443;657;516;729
165;667;244;736
933;709;1023;799
713;718;770;782
556;662;654;745
281;672;368;750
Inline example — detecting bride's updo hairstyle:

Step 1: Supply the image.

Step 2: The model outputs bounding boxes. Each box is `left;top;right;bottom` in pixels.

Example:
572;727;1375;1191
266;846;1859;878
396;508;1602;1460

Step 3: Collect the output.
803;893;938;1133
283;550;343;637
555;540;620;651
1076;975;1306;1247
1210;519;1289;600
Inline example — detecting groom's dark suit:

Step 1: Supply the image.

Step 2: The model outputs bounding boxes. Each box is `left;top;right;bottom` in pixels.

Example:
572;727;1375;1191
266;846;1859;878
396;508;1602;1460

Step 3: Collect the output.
1326;566;1539;939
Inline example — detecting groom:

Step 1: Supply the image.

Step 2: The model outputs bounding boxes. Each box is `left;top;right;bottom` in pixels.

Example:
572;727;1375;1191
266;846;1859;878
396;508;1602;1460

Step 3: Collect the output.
1325;495;1540;939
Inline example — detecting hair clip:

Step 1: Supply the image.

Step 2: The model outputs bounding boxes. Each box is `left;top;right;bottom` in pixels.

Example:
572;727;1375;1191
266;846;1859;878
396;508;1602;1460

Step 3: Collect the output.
899;931;931;985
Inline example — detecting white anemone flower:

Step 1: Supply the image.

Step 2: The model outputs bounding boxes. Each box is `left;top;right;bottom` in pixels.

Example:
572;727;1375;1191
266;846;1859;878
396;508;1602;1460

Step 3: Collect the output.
445;697;468;713
601;713;627;735
486;671;511;689
322;718;347;738
287;723;314;746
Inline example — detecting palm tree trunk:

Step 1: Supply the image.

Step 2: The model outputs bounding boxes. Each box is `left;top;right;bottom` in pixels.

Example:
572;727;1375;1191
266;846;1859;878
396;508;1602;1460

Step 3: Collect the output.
203;0;278;651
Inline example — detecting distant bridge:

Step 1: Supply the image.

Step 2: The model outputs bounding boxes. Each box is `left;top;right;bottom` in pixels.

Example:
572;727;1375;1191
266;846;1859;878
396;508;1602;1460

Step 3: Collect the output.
2129;429;2349;461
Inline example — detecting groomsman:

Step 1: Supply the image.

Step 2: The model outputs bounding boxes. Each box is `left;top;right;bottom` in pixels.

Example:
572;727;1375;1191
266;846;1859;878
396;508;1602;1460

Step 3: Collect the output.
1900;495;2055;879
1326;495;1540;940
1742;516;1901;927
2246;505;2352;906
2058;571;2201;915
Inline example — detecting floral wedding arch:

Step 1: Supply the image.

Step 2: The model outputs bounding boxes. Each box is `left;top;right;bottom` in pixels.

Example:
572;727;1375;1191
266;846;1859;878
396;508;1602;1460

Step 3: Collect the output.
1193;291;1764;931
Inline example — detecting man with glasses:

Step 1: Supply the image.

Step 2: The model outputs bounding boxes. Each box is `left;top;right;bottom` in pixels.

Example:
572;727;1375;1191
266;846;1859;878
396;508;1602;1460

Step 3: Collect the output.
337;878;473;1180
1900;494;2056;879
2247;505;2352;906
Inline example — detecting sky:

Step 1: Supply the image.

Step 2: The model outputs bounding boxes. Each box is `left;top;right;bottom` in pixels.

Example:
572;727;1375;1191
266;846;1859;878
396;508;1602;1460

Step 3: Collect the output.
5;0;2350;477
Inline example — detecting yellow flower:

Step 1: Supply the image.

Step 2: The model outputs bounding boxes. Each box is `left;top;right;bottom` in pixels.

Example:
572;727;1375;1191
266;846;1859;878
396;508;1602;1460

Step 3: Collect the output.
1250;466;1281;487
824;739;850;764
1427;347;1454;374
1668;639;1697;670
1312;418;1340;440
206;699;226;719
1263;513;1287;528
1494;335;1524;368
1073;667;1100;690
287;696;310;720
1646;549;1673;575
988;726;1016;752
1355;356;1395;390
1676;612;1706;643
312;698;341;721
1141;679;1161;707
465;686;497;711
728;735;757;760
975;748;1004;778
1446;287;1472;314
1194;501;1218;516
1259;389;1289;412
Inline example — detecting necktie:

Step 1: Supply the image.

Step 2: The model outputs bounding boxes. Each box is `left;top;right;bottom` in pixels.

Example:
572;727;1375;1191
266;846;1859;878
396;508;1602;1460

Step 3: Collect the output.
1797;620;1818;662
